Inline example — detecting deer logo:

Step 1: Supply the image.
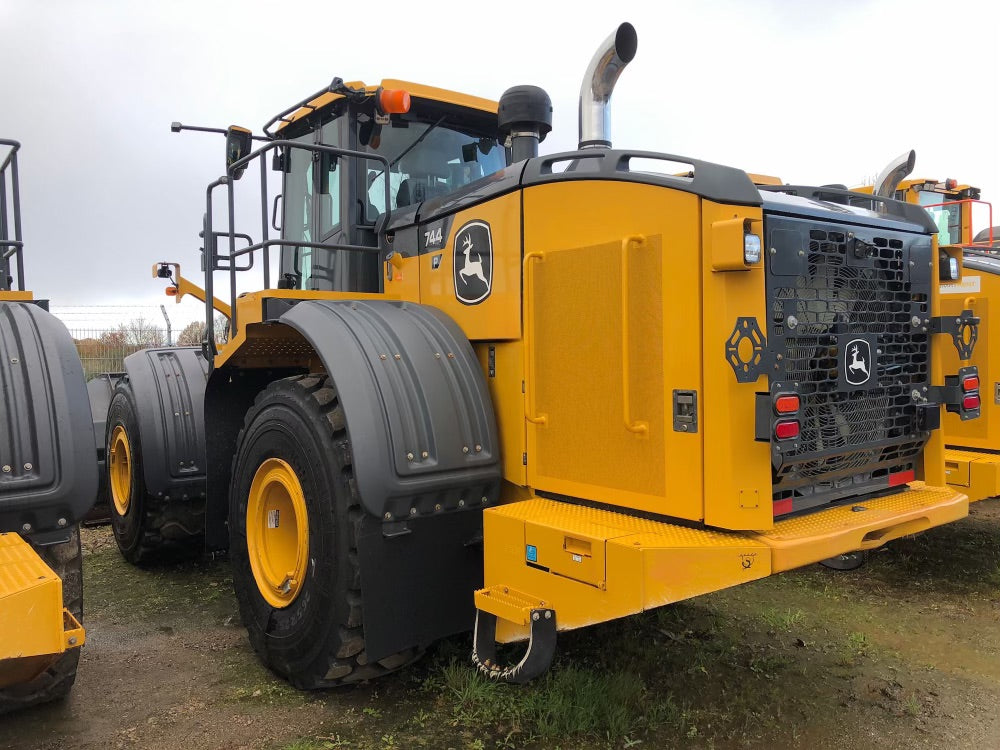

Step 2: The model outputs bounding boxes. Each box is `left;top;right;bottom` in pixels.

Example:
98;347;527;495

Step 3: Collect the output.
844;338;873;386
453;220;492;305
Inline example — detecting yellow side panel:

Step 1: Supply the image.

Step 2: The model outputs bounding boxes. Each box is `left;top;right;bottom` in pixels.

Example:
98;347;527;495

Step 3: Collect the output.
419;192;522;341
942;273;996;449
700;202;772;530
0;291;33;302
0;534;66;661
521;181;704;521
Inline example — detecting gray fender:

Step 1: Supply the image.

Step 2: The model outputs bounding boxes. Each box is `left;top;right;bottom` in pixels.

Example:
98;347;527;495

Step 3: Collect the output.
280;299;501;520
120;346;209;501
0;302;98;533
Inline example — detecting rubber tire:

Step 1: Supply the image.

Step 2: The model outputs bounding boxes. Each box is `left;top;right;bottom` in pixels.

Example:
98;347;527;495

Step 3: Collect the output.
105;381;204;564
819;550;868;571
229;374;421;688
0;526;83;714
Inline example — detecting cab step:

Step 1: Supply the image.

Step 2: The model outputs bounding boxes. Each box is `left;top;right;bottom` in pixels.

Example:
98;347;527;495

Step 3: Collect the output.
945;447;1000;503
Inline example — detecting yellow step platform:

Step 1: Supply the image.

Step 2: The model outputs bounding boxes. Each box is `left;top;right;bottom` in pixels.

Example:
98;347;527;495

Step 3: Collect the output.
945;447;1000;503
477;484;968;642
0;533;84;664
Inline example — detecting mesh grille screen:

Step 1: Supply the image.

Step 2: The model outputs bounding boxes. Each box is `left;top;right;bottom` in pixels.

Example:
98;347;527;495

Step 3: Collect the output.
766;219;931;507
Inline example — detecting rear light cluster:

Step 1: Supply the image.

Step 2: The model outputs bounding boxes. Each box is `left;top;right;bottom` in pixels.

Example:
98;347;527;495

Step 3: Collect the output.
961;371;980;414
943;366;981;420
773;392;800;441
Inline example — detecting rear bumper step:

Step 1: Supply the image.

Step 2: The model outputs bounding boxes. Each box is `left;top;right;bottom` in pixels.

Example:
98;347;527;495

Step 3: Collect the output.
944;447;1000;503
476;485;968;643
0;532;85;687
752;482;968;572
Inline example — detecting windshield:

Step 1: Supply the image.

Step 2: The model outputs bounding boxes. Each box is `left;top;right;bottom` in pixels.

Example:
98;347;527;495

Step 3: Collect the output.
362;115;506;213
920;192;962;245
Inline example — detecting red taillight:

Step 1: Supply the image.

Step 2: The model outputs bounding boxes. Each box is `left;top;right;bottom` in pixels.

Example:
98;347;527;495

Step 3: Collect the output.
775;420;800;440
962;375;980;392
775;394;800;414
963;394;981;411
889;469;916;487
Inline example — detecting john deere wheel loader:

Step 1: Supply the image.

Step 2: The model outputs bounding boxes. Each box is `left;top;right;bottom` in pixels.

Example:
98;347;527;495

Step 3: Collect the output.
98;23;979;685
0;139;97;711
875;175;1000;502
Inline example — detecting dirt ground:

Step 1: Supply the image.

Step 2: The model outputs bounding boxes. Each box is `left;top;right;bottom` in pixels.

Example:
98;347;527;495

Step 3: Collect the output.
0;500;998;750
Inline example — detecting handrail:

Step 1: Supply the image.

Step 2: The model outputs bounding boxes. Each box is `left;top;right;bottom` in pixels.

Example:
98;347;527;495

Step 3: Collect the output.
620;235;648;435
522;252;547;426
0;139;24;292
202;139;393;360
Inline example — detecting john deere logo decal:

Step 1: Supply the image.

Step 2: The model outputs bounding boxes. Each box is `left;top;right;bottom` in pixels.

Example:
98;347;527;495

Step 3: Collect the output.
844;338;872;386
453;220;492;305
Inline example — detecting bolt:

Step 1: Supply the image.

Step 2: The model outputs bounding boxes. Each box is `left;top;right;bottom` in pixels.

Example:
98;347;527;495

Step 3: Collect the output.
379;354;387;361
769;247;777;255
68;636;78;646
532;612;540;622
23;463;31;471
447;352;455;359
474;444;482;452
406;452;414;461
776;354;783;361
462;446;470;454
21;523;30;533
911;390;922;401
9;358;17;364
421;451;428;459
2;465;10;473
394;354;401;360
384;512;392;521
458;499;465;507
680;424;688;431
410;508;417;516
544;611;552;619
57;518;67;528
798;250;805;257
786;315;799;330
481;496;488;504
911;316;921;327
434;352;441;359
434;503;442;512
174;412;180;417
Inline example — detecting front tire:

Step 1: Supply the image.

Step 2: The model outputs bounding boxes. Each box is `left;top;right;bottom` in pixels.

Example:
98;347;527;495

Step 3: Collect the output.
229;374;420;688
0;526;83;714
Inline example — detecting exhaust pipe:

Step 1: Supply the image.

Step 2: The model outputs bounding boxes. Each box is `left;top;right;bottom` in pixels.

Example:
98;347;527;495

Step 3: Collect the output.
873;150;916;198
578;23;638;149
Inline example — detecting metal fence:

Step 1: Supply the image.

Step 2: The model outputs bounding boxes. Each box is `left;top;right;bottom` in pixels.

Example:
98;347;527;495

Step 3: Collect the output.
69;327;169;378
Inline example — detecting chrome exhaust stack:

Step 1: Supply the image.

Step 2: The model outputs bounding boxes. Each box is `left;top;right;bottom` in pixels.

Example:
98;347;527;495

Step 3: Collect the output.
873;150;916;198
578;22;638;149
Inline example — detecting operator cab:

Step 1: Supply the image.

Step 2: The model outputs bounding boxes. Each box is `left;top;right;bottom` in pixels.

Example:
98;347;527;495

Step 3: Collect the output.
274;81;505;293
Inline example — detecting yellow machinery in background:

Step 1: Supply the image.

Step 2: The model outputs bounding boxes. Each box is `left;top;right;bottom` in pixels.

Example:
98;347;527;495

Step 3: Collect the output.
97;25;979;684
885;176;1000;502
0;139;96;711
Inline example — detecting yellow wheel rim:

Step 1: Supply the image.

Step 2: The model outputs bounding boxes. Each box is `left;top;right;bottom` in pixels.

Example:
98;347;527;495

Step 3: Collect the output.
247;458;309;608
109;425;132;516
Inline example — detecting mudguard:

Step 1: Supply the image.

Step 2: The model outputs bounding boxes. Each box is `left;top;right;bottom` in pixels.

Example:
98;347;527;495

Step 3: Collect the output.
121;347;209;501
0;303;97;533
279;299;502;521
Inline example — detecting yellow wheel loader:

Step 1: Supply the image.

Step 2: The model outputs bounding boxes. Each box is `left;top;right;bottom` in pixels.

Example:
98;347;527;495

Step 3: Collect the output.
98;24;979;685
0;139;97;711
878;176;1000;502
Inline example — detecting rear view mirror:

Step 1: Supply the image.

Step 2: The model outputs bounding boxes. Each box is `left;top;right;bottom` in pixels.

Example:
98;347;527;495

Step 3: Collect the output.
226;126;253;180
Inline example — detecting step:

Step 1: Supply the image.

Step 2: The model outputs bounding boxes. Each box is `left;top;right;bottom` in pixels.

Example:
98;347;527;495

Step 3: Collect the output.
945;447;1000;503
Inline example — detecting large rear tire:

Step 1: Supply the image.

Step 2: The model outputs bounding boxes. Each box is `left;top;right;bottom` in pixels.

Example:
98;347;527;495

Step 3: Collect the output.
229;374;421;688
0;526;83;714
105;381;204;564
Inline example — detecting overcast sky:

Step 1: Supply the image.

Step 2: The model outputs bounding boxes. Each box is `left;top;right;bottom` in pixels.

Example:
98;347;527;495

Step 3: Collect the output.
2;0;997;331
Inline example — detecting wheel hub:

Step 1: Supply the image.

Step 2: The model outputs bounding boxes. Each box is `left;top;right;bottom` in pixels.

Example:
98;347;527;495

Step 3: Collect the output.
246;458;309;608
109;425;132;516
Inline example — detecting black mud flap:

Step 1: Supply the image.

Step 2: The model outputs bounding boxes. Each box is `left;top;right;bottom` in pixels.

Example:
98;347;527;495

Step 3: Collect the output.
471;608;557;684
0;303;97;533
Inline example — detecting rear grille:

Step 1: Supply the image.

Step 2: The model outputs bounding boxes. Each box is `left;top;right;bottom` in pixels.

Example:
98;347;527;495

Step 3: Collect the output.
766;219;931;511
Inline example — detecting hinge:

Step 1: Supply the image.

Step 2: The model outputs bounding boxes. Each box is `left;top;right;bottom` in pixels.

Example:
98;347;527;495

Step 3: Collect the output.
929;309;979;360
522;452;527;466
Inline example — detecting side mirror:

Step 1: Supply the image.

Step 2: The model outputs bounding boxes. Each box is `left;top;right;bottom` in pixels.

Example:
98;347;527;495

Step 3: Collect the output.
226;126;253;180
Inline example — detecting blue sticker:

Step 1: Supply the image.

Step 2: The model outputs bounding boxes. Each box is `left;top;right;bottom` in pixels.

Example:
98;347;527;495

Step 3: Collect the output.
526;545;537;563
